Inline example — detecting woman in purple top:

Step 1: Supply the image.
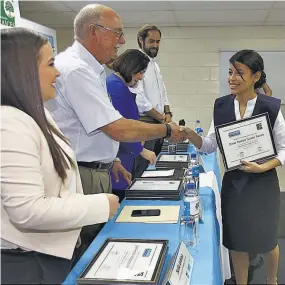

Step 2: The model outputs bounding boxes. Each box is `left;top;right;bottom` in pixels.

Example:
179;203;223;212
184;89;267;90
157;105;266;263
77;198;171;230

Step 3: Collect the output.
107;49;156;201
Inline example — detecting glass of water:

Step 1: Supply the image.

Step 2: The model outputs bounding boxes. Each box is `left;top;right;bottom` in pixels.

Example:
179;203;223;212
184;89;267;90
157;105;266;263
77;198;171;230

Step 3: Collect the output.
179;216;199;248
168;143;177;154
179;216;195;248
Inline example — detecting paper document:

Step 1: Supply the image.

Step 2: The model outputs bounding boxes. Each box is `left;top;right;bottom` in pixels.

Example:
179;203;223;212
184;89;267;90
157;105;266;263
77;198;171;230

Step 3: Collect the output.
130;180;180;191
85;241;163;280
116;205;180;224
141;169;175;178
159;154;188;162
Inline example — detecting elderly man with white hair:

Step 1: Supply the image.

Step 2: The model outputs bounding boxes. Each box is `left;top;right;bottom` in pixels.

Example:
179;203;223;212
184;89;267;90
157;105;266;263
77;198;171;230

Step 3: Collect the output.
46;3;184;258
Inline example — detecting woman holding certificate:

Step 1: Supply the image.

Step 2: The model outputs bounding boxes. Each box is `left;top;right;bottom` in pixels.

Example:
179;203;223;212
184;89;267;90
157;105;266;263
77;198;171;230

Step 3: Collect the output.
106;49;157;201
1;28;120;284
183;50;285;285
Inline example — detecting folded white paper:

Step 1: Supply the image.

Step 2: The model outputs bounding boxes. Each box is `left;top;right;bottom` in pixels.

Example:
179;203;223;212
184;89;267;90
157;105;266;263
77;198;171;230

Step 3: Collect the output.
116;205;180;224
130;180;180;191
141;169;175;178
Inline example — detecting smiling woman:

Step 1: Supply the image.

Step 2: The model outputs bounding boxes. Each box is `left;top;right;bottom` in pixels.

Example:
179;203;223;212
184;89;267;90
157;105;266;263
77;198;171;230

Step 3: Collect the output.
38;42;60;102
182;49;285;285
228;50;266;96
1;27;71;180
106;49;157;201
1;27;119;284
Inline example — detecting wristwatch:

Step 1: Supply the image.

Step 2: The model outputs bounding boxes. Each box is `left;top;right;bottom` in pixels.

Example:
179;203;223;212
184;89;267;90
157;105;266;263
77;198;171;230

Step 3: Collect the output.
114;157;121;163
164;123;172;138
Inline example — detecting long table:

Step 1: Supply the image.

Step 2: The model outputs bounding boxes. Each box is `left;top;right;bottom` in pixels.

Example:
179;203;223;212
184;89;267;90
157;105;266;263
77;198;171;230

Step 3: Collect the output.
63;148;223;285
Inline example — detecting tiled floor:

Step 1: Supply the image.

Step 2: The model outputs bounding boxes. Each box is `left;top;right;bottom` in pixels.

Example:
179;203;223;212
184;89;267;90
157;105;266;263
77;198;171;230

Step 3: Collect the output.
225;239;285;285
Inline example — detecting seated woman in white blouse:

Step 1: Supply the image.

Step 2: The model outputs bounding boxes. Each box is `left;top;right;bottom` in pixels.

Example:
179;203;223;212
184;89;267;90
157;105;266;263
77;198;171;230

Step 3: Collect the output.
183;50;285;285
1;28;120;284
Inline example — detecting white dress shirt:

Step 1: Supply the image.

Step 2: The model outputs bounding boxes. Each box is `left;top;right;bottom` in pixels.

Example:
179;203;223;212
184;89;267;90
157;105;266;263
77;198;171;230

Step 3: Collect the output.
45;41;122;163
200;97;285;165
1;107;110;259
131;55;170;115
103;64;114;77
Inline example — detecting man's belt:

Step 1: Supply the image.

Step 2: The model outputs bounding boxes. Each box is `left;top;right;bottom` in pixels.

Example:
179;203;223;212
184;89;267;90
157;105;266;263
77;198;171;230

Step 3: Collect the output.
77;161;113;170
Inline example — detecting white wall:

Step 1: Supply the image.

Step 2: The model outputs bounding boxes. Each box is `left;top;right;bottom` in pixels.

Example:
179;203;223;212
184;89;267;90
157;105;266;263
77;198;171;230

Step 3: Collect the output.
18;18;57;54
56;25;285;130
55;25;285;189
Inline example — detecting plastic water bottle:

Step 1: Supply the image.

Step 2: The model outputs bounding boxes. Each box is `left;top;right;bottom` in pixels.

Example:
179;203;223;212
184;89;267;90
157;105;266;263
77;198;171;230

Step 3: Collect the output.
195;120;203;136
190;153;200;191
184;162;192;185
190;153;199;176
168;143;177;154
184;181;199;218
194;121;204;156
181;181;200;246
198;128;204;137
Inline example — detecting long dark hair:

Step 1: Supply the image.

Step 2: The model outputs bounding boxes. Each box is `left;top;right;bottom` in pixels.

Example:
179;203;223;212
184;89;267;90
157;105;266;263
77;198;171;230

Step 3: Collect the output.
229;49;266;89
1;27;74;181
112;49;150;83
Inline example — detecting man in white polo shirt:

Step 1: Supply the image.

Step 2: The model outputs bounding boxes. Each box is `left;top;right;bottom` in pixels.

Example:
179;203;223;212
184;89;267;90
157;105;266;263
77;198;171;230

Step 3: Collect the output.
133;24;173;177
46;4;184;255
103;48;116;77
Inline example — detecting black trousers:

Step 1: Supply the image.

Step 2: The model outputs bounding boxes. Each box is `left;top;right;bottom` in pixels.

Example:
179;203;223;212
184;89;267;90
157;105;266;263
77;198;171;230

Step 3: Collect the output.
1;249;72;284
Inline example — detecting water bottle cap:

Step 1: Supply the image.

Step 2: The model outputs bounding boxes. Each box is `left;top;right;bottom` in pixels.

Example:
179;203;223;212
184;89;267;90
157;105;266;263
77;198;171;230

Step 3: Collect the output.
190;153;197;159
187;182;195;189
196;120;200;123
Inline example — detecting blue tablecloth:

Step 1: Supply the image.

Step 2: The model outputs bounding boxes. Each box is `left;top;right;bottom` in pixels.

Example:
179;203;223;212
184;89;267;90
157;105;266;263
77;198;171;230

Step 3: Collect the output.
63;148;223;285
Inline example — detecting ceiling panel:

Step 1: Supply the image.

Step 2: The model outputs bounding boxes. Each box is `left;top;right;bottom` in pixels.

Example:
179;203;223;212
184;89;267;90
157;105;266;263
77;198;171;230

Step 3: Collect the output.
170;1;273;11
64;1;172;12
22;12;76;26
174;9;268;23
18;1;285;29
272;1;285;8
177;22;265;27
102;1;172;12
62;1;94;11
120;11;176;24
19;1;72;12
266;9;285;22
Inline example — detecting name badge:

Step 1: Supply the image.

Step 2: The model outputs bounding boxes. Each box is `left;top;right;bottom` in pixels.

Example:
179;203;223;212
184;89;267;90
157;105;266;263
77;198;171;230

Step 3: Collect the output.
162;241;194;285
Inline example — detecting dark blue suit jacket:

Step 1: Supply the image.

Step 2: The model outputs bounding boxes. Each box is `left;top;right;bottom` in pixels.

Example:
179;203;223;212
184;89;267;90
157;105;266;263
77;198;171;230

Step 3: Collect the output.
107;74;143;190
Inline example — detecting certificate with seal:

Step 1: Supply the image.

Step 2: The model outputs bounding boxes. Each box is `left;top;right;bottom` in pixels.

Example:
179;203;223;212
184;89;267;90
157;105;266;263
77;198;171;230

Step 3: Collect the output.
156;154;190;169
215;113;277;171
77;238;168;285
159;154;188;162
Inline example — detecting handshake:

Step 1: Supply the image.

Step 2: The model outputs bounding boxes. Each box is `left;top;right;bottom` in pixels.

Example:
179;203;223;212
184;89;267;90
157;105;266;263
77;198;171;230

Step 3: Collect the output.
166;122;193;144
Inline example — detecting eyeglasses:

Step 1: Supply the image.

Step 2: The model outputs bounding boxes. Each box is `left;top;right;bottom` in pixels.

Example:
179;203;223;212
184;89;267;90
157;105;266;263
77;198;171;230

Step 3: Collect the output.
96;24;124;40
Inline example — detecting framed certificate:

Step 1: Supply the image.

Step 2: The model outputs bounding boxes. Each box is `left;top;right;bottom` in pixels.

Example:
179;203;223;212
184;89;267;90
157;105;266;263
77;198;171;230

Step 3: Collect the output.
159;154;188;162
77;238;168;285
129;180;181;191
161;142;189;153
141;169;186;180
215;113;277;171
156;154;190;169
126;178;183;200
